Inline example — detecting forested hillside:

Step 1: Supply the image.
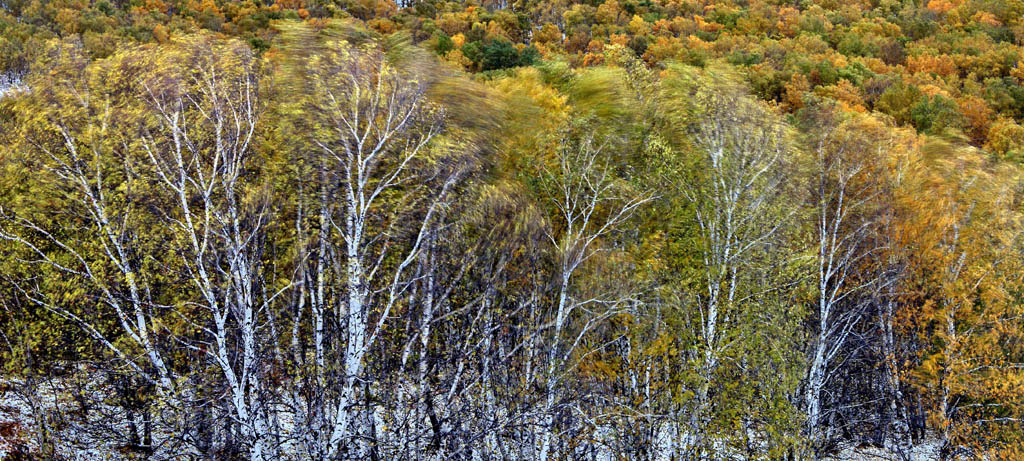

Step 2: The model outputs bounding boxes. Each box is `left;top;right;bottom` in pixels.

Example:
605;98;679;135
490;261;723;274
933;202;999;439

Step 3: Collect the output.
0;0;1023;459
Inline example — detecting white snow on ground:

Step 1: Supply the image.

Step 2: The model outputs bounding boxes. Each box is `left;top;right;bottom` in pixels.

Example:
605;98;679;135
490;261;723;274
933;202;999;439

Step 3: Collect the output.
0;72;26;100
0;379;40;458
0;377;151;460
2;376;950;460
827;440;943;460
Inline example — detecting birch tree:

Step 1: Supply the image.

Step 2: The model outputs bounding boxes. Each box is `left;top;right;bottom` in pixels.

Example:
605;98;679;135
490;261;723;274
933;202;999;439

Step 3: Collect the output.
902;140;1024;459
681;75;799;455
0;36;286;459
277;24;480;458
535;131;651;459
135;37;281;460
801;108;894;455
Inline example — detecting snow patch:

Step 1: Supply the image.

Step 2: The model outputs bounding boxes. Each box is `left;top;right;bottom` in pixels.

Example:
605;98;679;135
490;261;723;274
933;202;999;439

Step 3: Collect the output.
0;72;27;100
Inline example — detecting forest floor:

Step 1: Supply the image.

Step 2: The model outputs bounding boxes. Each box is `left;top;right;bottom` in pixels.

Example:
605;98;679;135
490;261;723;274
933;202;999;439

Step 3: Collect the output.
2;377;947;460
830;442;943;460
0;377;116;460
0;379;40;459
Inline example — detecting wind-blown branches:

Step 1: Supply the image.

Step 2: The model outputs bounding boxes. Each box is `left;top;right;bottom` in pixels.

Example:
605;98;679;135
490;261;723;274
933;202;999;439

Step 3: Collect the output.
2;23;1024;461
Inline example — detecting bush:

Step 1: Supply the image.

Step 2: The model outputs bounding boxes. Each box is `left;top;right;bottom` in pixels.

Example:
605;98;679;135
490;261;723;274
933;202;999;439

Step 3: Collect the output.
434;31;454;55
910;94;964;134
464;40;540;71
481;40;521;70
876;83;924;125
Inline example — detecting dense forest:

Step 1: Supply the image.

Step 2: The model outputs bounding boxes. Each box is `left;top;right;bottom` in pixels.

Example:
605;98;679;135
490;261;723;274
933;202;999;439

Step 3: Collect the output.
1;0;1023;458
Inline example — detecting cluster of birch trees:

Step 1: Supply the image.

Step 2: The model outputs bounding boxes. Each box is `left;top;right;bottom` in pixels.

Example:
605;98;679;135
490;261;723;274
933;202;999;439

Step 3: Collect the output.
2;21;1023;460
